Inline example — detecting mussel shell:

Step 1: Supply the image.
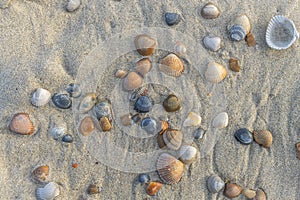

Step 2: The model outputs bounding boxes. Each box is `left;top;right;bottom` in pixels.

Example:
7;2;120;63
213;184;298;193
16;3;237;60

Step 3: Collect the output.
234;128;253;145
66;83;81;98
134;34;157;56
62;134;73;143
163;129;183;150
31;88;51;107
93;101;112;120
207;174;225;193
193;127;206;140
123;71;143;91
205;62;227;83
253;188;266;200
52;93;72;109
79;93;97;113
134;95;153;113
36;182;60;200
229;58;241;72
146;182;163;196
165;12;181;26
212;112;228;129
135;58;151;76
200;2;220;19
163;94;181;112
138;174;150;184
141;117;157;134
253;130;273;148
203;36;221;52
32;165;49;183
99;116;112;132
159;54;184;77
178;145;197;164
223;182;242;198
78;116;95;136
9;113;35;135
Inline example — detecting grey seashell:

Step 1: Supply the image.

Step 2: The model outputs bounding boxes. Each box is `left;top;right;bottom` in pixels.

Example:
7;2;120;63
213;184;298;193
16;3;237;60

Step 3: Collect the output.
200;3;220;19
66;83;81;98
36;182;60;200
62;134;73;143
203;36;221;51
93;101;112;120
207;174;225;193
229;25;247;41
48;115;67;140
66;0;81;12
266;15;299;50
212;112;228;129
31;88;51;107
178;145;197;164
52;93;72;109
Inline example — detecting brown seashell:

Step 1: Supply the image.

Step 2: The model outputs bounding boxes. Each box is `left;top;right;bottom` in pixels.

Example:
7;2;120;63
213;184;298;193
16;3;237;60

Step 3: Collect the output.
201;2;220;19
32;165;49;183
115;69;127;78
156;153;184;184
134;34;157;56
9;113;35;135
120;114;132;126
252;188;266;200
162;129;183;150
163;94;181;112
296;142;300;160
99;116;112;132
87;184;100;195
136;58;151;76
224;182;242;198
253;130;273;148
246;32;256;47
79;116;95;136
123;71;143;91
146;182;163;196
243;188;256;199
159;54;184;77
158;120;168;135
157;133;166;149
229;58;241;72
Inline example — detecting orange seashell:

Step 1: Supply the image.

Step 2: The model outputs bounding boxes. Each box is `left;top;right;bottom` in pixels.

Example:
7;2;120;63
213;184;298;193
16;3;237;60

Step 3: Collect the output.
99;116;112;132
246;32;256;47
146;182;163;196
159;54;184;77
253;130;273;148
223;182;242;198
157;133;166;149
296;142;300;160
229;58;241;72
72;163;78;168
253;188;266;200
158;120;168;135
9;113;35;135
134;34;157;56
162;129;183;150
156;153;184;184
79;116;95;136
32;165;49;183
136;58;152;76
123;71;143;91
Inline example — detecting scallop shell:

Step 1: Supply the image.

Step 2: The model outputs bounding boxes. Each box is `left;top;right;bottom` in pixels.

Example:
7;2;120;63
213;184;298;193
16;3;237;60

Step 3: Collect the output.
253;188;266;200
229;58;241;72
32;165;49;183
183;112;201;127
115;69;127;78
134;34;157;56
253;130;273;148
205;62;227;83
79;116;95;136
243;188;256;199
266;15;299;50
156;153;184;184
99;116;112;132
212;112;228;129
200;2;220;19
174;41;187;57
159;54;184;77
162;129;183;150
223;182;242;198
178;145;197;164
163;94;181;112
146;182;163;196
36;182;60;200
123;71;143;91
31;88;51;107
79;93;97;113
203;36;221;52
296;142;300;160
66;0;81;12
9;113;35;135
246;32;256;47
207;174;225;193
136;58;151;76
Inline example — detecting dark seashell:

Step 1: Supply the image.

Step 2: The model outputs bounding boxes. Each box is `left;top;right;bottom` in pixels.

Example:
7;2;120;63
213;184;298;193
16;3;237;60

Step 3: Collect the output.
132;113;142;123
134;34;157;56
296;142;300;160
163;94;181;112
163;129;183;150
234;128;253;145
165;12;180;26
62;134;73;143
138;174;150;184
66;83;81;98
134;95;153;113
87;184;100;195
229;25;247;41
93;101;112;120
141;117;157;134
52;93;72;109
193;127;206;140
146;182;163;196
224;182;242;198
157;133;166;149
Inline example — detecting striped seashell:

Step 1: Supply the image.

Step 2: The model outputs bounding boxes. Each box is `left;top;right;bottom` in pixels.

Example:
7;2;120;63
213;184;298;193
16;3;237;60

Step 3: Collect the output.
183;112;201;127
156;153;184;184
253;130;273;148
212;112;228;129
205;62;227;83
79;93;97;113
253;188;266;200
159;54;184;77
223;182;242;198
32;165;49;183
36;182;60;200
228;14;250;41
229;25;247;41
203;36;221;52
162;129;183;150
31;88;51;107
9;113;35;135
134;34;157;56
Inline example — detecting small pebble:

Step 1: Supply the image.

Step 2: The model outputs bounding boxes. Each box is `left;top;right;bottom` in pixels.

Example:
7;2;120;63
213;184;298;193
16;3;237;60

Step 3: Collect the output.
138;174;150;184
66;0;81;12
165;12;181;26
62;134;73;143
193;127;206;140
234;128;253;145
66;83;81;98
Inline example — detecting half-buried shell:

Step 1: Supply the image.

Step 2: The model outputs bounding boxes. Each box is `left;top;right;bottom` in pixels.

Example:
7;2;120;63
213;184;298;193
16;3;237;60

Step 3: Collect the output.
159;54;184;77
79;93;97;113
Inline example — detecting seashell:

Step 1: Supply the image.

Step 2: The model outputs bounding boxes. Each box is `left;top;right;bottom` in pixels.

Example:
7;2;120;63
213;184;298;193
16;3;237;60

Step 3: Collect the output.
79;116;95;136
253;188;266;200
243;188;256;199
174;41;187;57
120;114;132;126
138;174;150;184
200;2;220;19
165;12;181;26
99;116;112;132
9;113;35;135
229;25;247;41
49;115;67;140
223;182;242;198
146;182;163;196
246;32;256;47
266;15;299;50
234;128;253;145
115;69;127;78
134;34;157;56
158;120;168;135
296;142;300;160
66;0;81;12
79;93;97;113
203;36;221;52
159;54;184;77
207;174;225;193
253;130;273;148
132;113;142;123
156;153;184;184
135;58;151;76
62;134;73;143
163;94;181;112
157;133;166;149
31;88;51;107
87;184;100;195
66;83;81;98
129;86;148;103
193;127;206;140
229;58;241;72
134;95;153;113
183;112;201;127
212;112;228;129
32;165;49;183
178;145;197;164
228;15;251;34
93;101;112;120
36;182;60;200
123;71;143;91
163;129;183;150
141;117;157;134
52;93;72;109
205;62;227;83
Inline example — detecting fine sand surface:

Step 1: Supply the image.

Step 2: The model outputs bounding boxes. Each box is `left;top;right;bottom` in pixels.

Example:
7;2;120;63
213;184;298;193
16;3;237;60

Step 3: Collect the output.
0;0;299;199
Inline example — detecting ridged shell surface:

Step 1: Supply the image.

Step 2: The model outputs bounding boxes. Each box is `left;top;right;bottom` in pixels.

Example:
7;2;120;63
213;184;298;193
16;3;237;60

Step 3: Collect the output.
9;113;35;135
205;62;227;83
36;182;60;200
162;129;183;150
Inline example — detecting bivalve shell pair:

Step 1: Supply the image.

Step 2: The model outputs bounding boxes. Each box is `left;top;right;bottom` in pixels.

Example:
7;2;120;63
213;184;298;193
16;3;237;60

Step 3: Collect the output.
31;88;51;107
212;112;228;129
183;112;201;127
223;182;242;198
9;113;35;135
156;153;184;184
79;93;97;113
123;71;143;91
200;3;220;19
203;36;221;52
207;174;225;193
135;58;151;76
79;116;95;136
163;129;183;150
36;182;60;200
228;15;251;41
205;62;227;83
178;145;197;164
266;15;299;50
163;94;181;112
134;34;157;56
32;165;49;183
253;130;273;148
159;54;184;77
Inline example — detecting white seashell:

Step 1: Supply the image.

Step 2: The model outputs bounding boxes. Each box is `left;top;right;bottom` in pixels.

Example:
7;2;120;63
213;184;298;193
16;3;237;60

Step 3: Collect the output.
31;88;51;107
183;112;201;127
266;15;299;50
66;0;81;12
212;112;228;129
36;182;60;200
205;62;227;83
174;41;187;57
203;36;221;51
178;145;198;164
200;3;220;19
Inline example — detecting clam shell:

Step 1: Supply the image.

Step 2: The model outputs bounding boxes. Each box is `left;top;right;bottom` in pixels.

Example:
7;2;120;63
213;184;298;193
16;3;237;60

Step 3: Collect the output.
134;34;157;56
223;182;242;198
123;71;143;91
212;112;228;129
178;145;197;164
146;182;163;196
87;184;100;194
203;36;221;52
49;115;67;140
9;113;35;135
32;165;49;183
229;58;241;72
135;58;151;76
243;188;256;199
134;95;153;113
36;182;60;200
253;130;273;148
115;69;127;78
79;93;97;113
66;0;80;12
162;129;183;150
159;54;184;77
229;25;247;41
79;116;95;136
228;14;251;35
205;62;227;83
66;83;81;98
163;94;181;112
296;142;300;160
52;93;72;109
234;128;253;145
183;112;201;127
266;15;299;50
200;2;220;19
31;88;51;107
253;188;266;200
99;116;112;132
165;12;181;26
156;153;184;184
93;101;112;120
207;174;225;193
174;41;187;57
246;32;256;47
141;117;157;134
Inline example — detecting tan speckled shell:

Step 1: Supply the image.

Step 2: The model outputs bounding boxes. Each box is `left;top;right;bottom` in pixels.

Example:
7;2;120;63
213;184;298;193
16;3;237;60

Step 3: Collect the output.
79;116;95;136
123;71;143;91
146;182;163;196
162;129;183;150
159;54;184;77
135;58;151;76
9;113;35;135
253;188;266;200
115;69;127;78
99;116;112;132
243;188;256;199
134;34;157;56
200;3;220;19
224;182;242;198
32;165;49;183
253;130;273;148
205;62;227;83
